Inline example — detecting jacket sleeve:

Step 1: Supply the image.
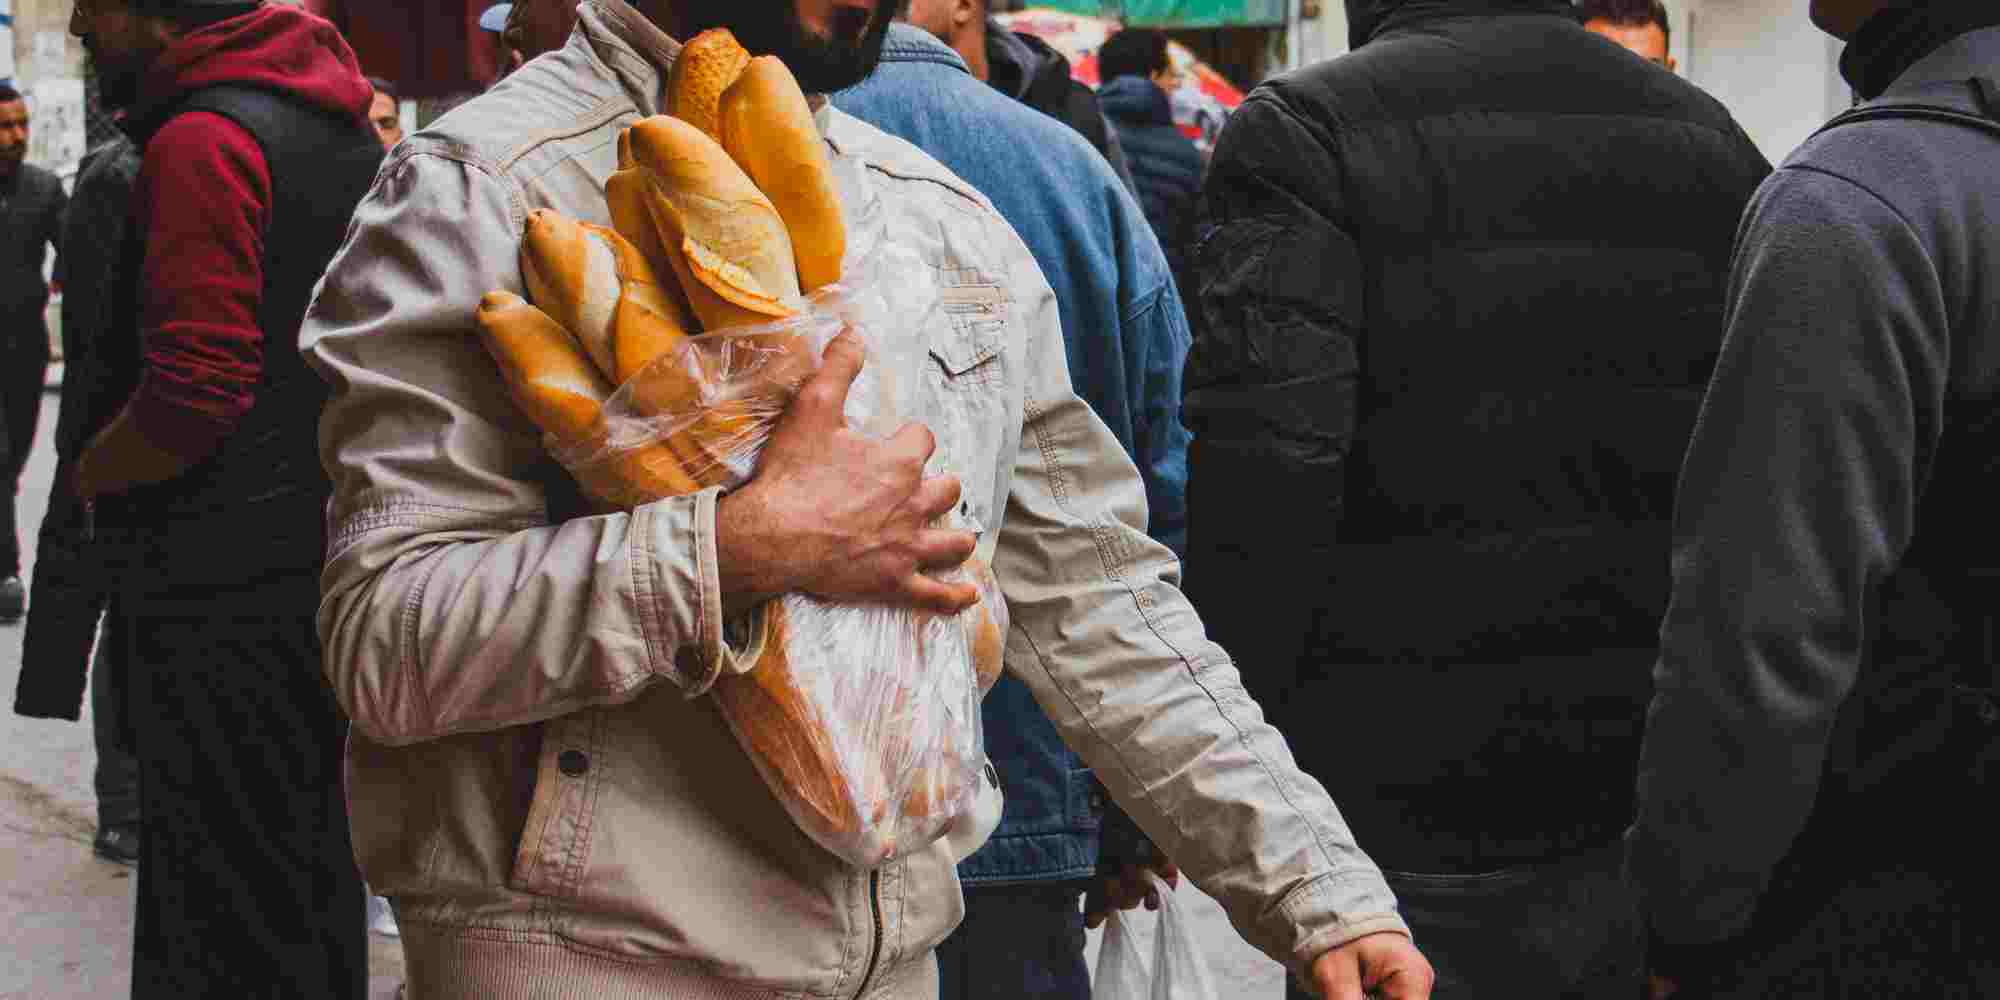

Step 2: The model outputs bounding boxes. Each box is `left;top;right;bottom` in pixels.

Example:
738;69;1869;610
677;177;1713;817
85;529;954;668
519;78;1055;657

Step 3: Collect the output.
126;112;270;459
1625;165;1949;946
1180;94;1362;704
1123;278;1192;559
301;149;731;748
988;210;1407;979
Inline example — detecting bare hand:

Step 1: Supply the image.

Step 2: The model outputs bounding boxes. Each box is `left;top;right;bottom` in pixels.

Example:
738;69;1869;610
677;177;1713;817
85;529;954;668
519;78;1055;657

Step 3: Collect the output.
1084;859;1181;929
716;330;978;615
1310;932;1434;1000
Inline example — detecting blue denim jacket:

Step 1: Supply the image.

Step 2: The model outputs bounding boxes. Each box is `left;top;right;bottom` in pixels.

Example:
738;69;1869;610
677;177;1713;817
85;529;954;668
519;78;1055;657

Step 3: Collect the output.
835;25;1193;886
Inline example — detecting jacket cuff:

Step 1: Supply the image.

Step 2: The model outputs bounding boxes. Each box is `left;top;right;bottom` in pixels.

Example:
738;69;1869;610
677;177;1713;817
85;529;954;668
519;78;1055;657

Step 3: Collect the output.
1275;869;1412;982
636;487;728;696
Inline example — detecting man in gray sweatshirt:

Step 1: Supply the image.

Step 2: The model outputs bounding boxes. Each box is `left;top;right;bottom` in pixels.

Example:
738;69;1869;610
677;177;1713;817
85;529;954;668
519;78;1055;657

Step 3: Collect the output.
1627;0;2000;996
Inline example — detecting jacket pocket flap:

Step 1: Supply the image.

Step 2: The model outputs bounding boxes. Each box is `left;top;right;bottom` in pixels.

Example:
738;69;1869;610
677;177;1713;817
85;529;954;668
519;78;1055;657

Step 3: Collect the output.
928;315;1005;376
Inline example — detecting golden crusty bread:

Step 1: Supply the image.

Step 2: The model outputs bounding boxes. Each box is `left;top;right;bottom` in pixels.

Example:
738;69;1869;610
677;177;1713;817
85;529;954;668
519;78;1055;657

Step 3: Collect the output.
960;558;1006;695
475;291;612;441
666;28;752;143
711;605;865;837
520;210;696;386
718;56;846;294
476;292;705;502
618;115;800;331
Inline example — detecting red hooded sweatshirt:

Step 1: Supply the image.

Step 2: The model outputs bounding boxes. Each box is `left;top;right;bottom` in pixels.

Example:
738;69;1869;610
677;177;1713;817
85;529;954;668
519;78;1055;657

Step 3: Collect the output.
126;4;374;458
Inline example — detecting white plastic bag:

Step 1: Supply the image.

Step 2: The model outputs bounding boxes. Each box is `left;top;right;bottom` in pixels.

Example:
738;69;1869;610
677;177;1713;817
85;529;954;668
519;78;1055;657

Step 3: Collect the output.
542;159;1002;869
1093;871;1221;1000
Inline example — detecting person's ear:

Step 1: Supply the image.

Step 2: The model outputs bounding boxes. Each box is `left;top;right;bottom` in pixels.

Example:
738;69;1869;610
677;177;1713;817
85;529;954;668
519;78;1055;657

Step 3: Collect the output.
1666;54;1679;73
952;0;977;30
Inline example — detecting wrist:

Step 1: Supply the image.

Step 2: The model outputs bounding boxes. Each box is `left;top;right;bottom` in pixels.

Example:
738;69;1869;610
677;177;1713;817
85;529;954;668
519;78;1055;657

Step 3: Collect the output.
715;486;787;614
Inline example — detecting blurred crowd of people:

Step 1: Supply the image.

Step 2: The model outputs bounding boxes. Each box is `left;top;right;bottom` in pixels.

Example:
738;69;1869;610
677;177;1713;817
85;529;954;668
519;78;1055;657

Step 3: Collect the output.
3;0;1996;998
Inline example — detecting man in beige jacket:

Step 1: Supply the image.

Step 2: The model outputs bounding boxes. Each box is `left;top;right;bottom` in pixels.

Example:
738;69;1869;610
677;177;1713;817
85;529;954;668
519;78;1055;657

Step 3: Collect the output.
301;1;1433;997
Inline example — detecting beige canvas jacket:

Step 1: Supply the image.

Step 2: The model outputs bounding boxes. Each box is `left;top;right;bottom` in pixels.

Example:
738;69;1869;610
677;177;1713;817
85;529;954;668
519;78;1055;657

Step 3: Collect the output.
300;2;1408;997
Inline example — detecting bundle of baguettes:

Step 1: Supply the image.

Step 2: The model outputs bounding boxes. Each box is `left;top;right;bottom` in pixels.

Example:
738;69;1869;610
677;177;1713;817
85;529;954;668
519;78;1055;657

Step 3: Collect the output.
473;29;1003;865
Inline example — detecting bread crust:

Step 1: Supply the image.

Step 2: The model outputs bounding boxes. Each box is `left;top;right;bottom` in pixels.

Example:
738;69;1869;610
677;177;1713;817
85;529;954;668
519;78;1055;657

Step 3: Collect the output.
719;56;846;294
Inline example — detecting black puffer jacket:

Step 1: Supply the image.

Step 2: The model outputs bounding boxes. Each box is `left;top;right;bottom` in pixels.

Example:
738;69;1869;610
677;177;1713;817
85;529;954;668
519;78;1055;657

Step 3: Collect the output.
1182;0;1771;872
1100;75;1203;253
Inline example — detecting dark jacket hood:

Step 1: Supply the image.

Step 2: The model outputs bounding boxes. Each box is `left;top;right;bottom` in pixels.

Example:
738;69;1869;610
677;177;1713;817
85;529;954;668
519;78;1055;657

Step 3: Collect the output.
1345;0;1576;49
986;20;1076;105
127;3;375;140
1098;74;1174;126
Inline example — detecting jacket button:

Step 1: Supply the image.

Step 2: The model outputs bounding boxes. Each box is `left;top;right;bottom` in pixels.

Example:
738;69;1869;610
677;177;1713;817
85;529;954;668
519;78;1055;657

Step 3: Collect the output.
557;750;590;777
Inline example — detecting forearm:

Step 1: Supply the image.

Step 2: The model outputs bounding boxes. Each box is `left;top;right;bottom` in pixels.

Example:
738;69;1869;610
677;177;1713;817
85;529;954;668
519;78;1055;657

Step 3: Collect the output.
321;488;729;745
1000;388;1403;974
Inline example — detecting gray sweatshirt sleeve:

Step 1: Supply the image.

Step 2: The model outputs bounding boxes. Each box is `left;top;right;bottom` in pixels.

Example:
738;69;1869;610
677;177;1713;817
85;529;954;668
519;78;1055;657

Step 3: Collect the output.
1625;164;1950;945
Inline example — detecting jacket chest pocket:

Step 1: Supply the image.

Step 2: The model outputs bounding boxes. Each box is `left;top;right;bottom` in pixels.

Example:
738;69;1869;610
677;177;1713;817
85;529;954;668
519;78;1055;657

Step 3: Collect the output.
923;287;1010;533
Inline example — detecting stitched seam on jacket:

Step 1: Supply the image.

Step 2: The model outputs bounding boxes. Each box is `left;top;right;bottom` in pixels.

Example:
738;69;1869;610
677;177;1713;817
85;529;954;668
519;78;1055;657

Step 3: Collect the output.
1014;389;1364;895
403;551;449;735
493;96;632;174
630;505;668;686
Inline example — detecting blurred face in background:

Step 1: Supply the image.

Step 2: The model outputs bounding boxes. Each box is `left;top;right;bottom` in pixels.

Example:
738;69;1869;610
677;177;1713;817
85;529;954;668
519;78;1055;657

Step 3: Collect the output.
0;99;28;177
1584;18;1676;71
369;90;403;149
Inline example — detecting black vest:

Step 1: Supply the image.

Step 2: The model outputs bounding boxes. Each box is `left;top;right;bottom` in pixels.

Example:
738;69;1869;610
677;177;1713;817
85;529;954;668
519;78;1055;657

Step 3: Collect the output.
113;86;382;604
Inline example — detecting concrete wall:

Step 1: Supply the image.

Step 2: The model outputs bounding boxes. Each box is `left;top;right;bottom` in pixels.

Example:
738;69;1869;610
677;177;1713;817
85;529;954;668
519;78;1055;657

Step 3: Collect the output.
1680;0;1851;165
7;0;87;180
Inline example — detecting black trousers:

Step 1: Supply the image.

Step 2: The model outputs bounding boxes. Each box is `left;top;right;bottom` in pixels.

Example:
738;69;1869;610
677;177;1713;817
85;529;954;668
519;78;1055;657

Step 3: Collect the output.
126;602;366;1000
937;885;1092;1000
0;319;48;577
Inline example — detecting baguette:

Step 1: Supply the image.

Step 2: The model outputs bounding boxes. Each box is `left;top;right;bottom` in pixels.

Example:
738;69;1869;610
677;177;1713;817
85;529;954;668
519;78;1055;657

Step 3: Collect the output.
475;291;613;441
711;605;864;837
476;291;705;503
617;115;801;331
718;56;846;293
666;28;752;143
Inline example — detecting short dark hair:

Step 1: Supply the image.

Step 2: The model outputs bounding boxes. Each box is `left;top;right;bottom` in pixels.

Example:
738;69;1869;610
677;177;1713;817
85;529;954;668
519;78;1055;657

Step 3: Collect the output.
367;76;399;102
1577;0;1671;49
1098;29;1171;84
0;83;21;104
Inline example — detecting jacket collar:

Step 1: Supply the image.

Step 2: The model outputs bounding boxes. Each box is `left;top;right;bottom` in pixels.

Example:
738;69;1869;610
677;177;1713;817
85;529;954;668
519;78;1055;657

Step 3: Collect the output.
1346;0;1577;49
1869;23;2000;96
1098;75;1174;126
577;0;684;116
875;22;973;74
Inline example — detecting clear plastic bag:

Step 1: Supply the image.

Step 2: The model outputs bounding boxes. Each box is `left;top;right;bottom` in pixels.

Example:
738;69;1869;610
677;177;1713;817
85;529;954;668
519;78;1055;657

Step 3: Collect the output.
1094;871;1222;1000
546;168;998;867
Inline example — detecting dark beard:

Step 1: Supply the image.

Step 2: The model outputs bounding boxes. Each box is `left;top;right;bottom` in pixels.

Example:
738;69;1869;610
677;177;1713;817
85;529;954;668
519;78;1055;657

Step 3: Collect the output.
87;49;144;112
678;0;895;93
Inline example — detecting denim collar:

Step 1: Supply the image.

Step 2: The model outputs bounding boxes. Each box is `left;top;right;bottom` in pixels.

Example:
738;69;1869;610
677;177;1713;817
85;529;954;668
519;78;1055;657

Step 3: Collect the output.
876;23;975;76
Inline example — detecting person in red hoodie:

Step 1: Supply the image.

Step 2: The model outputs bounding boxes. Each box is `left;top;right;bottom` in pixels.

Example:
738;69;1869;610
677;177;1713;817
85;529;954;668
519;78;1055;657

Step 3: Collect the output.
66;1;384;995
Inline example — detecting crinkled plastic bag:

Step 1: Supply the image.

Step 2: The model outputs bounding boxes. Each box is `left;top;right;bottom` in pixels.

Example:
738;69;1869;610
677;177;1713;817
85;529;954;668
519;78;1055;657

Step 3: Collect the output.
548;159;998;867
1094;872;1221;1000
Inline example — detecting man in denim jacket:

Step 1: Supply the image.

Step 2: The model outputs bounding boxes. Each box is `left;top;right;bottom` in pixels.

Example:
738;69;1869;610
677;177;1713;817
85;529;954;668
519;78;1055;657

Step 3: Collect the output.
835;22;1192;999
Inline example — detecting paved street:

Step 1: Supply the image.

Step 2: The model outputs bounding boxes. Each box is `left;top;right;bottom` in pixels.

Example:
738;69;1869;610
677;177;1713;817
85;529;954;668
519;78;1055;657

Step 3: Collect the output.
0;385;1285;999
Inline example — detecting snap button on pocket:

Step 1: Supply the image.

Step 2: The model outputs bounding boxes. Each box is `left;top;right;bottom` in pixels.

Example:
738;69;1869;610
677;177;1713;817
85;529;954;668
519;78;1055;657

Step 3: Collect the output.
558;750;590;778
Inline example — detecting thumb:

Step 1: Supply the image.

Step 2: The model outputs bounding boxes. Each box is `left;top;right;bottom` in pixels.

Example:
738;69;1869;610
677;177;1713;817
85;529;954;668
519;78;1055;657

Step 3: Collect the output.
1312;950;1366;1000
794;329;867;424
